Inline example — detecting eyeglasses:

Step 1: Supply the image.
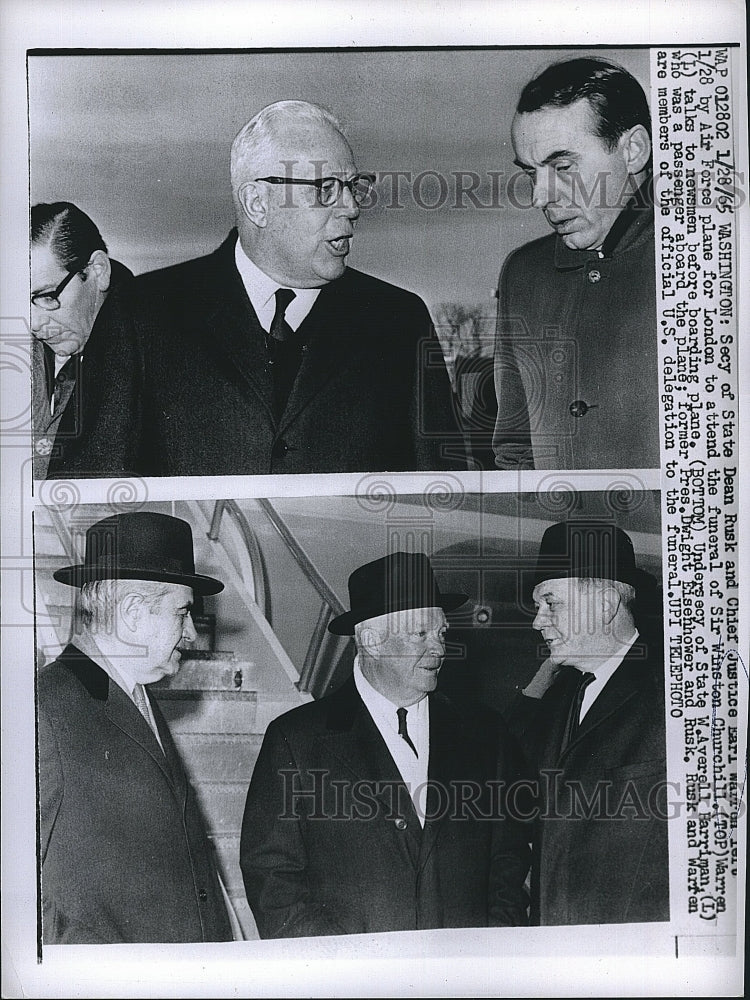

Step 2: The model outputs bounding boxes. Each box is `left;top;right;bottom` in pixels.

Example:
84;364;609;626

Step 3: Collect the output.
31;262;87;311
255;173;376;207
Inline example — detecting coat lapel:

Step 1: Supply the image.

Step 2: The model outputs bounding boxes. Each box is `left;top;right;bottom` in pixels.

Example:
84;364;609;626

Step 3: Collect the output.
417;694;471;871
277;274;366;432
318;678;422;863
58;645;178;792
197;232;276;424
561;646;652;759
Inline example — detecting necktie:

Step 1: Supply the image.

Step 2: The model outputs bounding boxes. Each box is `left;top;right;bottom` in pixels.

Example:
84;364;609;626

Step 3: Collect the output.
133;683;161;745
397;707;419;757
50;357;76;416
269;288;296;343
267;288;303;416
563;671;595;751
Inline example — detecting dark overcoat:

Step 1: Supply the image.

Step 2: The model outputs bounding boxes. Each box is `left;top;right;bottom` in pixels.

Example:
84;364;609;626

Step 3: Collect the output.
492;190;659;470
49;233;465;478
32;259;132;480
240;677;530;938
37;645;233;944
510;637;669;926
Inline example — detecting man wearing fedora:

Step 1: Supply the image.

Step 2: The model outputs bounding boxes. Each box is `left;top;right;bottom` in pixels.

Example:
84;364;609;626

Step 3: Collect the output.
240;551;530;938
37;511;234;944
513;520;668;926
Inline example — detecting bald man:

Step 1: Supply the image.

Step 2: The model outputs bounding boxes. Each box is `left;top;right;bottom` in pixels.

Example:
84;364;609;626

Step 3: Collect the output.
53;101;464;478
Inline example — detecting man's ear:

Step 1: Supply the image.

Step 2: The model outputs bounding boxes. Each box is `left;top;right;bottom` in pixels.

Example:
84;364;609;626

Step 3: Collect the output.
357;625;381;655
88;250;112;294
620;123;651;176
599;584;622;626
118;592;143;634
237;181;269;228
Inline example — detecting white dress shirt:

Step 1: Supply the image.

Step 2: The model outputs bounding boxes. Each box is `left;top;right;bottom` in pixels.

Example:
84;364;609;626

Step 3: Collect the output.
234;239;320;332
353;657;430;826
579;631;639;721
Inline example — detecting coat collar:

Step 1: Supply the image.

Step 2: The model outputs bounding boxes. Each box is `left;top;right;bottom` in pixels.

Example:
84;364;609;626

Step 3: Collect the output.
553;173;654;271
55;644;182;793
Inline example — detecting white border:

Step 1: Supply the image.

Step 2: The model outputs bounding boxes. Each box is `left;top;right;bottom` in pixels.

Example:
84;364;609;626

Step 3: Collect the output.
1;2;747;997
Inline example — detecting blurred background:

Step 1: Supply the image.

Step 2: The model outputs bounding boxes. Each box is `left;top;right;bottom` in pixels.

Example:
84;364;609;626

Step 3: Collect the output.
28;47;649;320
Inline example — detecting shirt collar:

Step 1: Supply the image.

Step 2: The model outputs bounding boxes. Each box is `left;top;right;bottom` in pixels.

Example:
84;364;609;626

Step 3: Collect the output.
234;237;320;329
353;656;428;731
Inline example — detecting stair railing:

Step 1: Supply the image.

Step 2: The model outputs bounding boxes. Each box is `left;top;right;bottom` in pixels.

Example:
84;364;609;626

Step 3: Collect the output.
207;500;269;619
255;500;348;697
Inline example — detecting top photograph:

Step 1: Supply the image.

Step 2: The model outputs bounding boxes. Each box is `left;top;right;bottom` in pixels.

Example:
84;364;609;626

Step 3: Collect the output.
29;47;658;479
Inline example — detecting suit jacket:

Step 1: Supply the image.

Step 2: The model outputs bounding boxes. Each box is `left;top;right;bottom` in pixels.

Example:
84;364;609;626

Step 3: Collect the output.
49;232;466;478
37;645;233;944
32;259;132;480
510;636;669;925
492;180;659;470
240;677;530;938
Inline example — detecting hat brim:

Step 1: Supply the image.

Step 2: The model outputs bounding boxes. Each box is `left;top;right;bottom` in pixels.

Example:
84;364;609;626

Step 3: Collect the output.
526;566;654;601
328;592;469;636
53;565;224;597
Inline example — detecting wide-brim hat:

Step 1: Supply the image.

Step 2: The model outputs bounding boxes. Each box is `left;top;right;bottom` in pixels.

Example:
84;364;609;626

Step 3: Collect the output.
54;511;224;596
530;519;651;595
328;551;467;636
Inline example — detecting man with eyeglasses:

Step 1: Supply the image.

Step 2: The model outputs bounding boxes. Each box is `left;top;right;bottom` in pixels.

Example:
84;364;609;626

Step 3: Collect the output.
30;202;132;478
51;101;464;478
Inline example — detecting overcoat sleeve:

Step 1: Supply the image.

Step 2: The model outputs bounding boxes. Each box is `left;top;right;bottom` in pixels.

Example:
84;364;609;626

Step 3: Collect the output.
410;306;469;472
492;252;535;470
239;721;345;939
49;288;148;478
37;703;63;863
488;724;532;926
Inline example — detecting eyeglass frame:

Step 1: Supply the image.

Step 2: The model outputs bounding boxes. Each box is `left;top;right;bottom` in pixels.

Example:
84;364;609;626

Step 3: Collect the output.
254;173;376;207
31;258;90;311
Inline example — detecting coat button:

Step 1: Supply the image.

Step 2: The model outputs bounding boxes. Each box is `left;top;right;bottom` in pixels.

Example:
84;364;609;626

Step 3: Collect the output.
35;437;53;455
569;400;599;418
394;818;408;831
271;439;289;460
587;269;601;283
198;888;208;902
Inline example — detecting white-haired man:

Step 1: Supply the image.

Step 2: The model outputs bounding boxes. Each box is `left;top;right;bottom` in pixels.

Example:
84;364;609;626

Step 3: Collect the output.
37;512;233;944
52;101;463;478
513;520;668;926
240;552;530;938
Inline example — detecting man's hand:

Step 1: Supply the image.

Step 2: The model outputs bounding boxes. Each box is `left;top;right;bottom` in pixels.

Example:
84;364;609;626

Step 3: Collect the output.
521;658;562;699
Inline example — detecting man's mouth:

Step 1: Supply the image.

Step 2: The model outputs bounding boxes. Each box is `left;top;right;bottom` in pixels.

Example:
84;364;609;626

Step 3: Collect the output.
547;215;577;232
327;235;352;255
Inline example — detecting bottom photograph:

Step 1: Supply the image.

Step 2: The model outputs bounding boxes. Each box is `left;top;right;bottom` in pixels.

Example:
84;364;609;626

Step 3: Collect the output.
33;487;666;945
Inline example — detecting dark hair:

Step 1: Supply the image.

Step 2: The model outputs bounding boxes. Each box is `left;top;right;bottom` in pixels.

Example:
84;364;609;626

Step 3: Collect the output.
517;57;651;147
31;202;108;270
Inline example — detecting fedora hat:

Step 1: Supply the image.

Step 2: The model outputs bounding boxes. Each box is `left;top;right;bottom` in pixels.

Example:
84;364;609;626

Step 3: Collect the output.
54;512;224;596
328;551;467;636
531;519;650;593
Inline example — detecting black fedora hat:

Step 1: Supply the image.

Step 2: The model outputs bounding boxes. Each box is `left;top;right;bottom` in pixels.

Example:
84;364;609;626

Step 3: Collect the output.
328;551;467;636
54;512;224;596
530;519;650;594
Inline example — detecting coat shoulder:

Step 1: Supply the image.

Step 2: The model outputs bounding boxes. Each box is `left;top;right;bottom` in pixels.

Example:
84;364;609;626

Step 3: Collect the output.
339;267;429;313
503;232;556;276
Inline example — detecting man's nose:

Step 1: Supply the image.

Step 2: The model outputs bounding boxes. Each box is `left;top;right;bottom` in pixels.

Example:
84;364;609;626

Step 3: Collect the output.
182;612;197;644
335;184;360;219
531;168;555;210
30;306;49;335
532;607;547;630
429;634;445;657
